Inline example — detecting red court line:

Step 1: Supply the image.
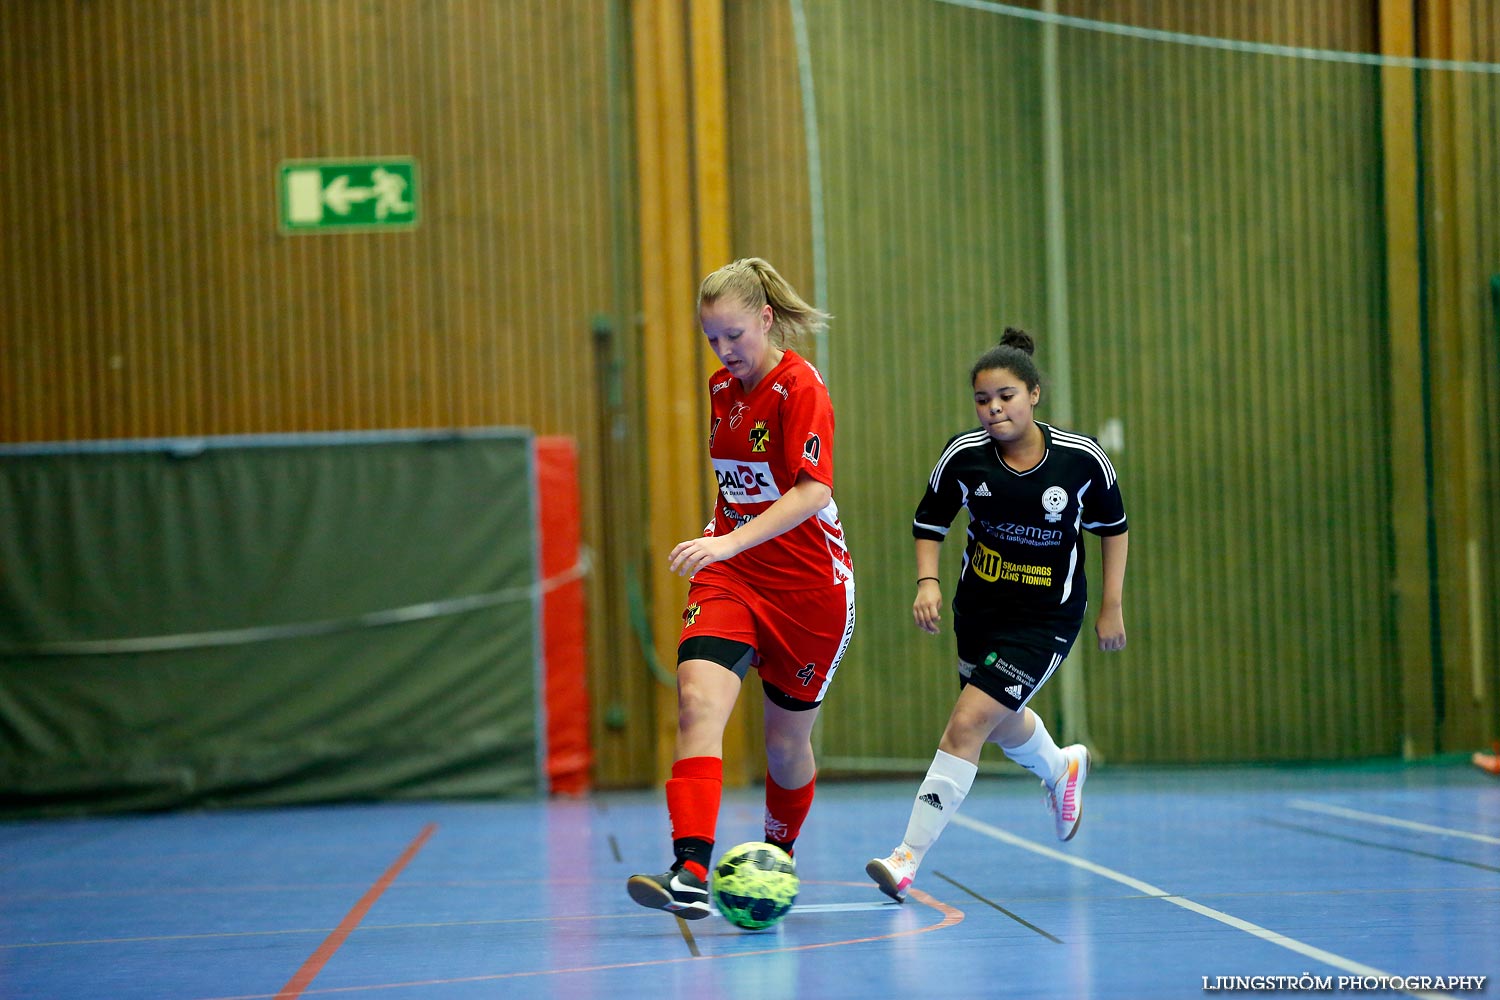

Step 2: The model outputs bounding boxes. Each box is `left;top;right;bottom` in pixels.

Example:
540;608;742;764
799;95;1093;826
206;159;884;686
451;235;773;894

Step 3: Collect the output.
274;823;437;1000
205;881;962;999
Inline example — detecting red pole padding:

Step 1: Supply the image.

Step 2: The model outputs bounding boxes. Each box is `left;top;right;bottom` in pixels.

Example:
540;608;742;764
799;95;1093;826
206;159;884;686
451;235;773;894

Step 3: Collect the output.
535;436;592;795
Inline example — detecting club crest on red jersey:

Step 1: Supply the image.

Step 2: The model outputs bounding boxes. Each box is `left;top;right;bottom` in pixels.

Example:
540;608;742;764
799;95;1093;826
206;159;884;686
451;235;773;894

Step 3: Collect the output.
750;420;770;453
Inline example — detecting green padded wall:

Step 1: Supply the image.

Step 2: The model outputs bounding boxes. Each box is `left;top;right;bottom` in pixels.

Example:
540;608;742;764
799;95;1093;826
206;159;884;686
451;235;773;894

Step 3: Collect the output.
0;430;540;816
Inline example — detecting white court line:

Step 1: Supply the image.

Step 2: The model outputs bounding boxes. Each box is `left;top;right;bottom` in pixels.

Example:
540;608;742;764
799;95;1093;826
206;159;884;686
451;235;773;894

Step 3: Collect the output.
949;813;1459;1000
1288;800;1500;846
789;901;902;914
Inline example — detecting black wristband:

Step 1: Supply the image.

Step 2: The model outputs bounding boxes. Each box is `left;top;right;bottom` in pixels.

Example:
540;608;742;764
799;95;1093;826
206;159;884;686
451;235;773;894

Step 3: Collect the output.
916;576;939;585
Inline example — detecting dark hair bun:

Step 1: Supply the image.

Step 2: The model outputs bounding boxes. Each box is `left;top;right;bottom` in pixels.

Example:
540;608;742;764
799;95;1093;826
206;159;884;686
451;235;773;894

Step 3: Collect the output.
999;326;1035;355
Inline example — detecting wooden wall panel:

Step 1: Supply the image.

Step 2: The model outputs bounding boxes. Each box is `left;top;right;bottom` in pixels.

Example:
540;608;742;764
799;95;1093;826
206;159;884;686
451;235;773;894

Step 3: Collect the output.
1;1;625;437
791;1;1053;769
785;0;1406;767
0;0;653;788
725;2;816;324
1060;30;1395;761
1418;0;1500;753
1469;4;1500;751
1050;0;1377;50
5;0;1497;784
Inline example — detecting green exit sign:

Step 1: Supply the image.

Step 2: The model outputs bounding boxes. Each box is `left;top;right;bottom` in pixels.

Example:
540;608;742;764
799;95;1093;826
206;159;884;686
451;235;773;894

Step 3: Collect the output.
278;158;419;233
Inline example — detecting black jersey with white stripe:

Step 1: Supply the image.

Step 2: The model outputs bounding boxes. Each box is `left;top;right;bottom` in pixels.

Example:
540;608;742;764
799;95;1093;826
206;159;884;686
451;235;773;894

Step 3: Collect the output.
913;421;1126;625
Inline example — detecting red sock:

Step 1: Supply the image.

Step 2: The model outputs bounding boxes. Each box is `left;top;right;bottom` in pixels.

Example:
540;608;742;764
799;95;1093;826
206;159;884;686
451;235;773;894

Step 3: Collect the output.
665;756;723;880
764;771;816;854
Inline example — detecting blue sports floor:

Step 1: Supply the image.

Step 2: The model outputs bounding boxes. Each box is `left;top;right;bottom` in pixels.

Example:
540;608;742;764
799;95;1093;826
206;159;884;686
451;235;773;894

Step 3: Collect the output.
2;759;1497;999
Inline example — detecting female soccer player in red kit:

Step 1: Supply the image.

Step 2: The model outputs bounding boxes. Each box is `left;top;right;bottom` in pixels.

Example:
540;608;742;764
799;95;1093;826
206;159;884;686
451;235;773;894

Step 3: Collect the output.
627;258;856;919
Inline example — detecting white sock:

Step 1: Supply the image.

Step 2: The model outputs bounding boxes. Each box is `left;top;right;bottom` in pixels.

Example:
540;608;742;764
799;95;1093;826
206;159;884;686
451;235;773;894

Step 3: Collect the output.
1001;713;1066;786
900;749;978;864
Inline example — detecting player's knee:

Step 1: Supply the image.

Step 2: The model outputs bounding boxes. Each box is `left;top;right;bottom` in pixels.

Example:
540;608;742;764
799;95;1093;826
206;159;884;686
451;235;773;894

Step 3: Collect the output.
940;707;998;756
986;707;1029;746
676;689;711;732
676;677;728;733
763;729;811;769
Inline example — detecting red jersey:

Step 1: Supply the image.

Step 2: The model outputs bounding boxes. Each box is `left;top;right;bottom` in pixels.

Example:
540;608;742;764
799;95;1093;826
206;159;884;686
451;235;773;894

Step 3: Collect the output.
700;349;853;591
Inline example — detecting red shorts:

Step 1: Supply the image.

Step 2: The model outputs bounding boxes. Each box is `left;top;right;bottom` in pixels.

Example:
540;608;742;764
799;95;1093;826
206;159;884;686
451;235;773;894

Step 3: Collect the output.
678;569;856;705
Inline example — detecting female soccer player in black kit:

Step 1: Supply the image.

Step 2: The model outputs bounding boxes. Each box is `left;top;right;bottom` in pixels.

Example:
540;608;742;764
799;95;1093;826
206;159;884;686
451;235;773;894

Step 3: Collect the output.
867;328;1128;901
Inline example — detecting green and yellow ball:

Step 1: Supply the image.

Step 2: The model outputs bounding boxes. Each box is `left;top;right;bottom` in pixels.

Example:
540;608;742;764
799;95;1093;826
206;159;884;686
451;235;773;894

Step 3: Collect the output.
711;842;799;930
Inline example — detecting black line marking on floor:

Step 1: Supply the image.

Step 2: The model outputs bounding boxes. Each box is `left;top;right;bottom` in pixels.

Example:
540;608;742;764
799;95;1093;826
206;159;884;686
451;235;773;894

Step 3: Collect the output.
932;870;1063;943
675;916;702;957
608;834;622;863
1259;819;1500;875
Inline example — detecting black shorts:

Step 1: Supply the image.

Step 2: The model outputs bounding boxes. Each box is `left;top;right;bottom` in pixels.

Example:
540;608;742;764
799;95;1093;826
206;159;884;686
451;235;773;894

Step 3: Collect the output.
953;614;1080;711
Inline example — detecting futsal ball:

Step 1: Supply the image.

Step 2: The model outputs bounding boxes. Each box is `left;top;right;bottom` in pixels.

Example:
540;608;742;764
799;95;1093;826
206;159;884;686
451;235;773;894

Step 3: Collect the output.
711;841;799;930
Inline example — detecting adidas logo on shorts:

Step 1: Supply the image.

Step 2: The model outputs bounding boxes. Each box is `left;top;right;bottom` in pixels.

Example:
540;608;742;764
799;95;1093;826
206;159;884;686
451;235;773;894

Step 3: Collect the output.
1004;683;1023;700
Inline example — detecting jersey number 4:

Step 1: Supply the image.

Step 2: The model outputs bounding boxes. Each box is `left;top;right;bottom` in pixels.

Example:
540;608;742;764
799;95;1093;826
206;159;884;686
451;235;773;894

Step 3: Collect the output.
796;663;817;686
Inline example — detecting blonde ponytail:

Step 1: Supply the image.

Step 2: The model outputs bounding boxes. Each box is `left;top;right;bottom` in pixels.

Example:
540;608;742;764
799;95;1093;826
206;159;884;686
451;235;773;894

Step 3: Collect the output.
698;257;830;348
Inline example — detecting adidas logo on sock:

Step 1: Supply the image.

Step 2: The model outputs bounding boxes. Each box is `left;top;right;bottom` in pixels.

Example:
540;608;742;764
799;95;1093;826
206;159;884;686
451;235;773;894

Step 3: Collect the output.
974;482;992;497
1004;683;1023;700
919;791;943;809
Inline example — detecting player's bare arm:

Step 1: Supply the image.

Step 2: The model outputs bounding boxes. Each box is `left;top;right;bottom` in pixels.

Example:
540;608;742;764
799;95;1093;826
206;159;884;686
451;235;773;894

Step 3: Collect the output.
669;471;832;578
913;537;943;635
1095;531;1128;651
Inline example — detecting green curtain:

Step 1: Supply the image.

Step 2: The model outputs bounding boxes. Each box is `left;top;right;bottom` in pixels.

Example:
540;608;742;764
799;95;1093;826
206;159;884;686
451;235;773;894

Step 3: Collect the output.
0;431;541;816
